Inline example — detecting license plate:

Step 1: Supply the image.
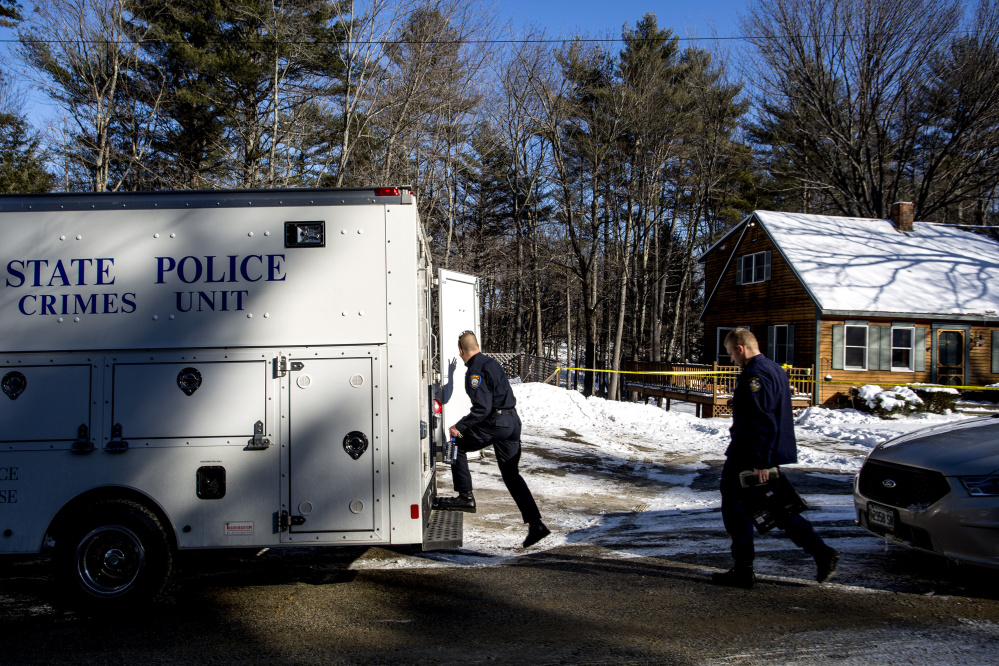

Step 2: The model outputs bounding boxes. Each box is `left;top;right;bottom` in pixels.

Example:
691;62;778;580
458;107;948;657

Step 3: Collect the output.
868;502;895;532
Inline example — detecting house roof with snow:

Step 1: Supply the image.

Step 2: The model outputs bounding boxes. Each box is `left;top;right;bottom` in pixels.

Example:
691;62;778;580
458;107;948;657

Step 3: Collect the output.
701;210;999;318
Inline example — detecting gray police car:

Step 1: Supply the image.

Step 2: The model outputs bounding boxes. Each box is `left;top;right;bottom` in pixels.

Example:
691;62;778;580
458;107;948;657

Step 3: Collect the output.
854;415;999;568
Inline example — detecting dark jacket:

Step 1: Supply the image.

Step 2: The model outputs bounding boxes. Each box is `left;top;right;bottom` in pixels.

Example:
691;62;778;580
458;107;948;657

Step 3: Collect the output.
725;354;797;468
455;352;516;434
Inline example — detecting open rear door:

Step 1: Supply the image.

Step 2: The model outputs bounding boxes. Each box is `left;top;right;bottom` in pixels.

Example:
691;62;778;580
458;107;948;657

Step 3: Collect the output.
437;269;480;435
425;269;479;550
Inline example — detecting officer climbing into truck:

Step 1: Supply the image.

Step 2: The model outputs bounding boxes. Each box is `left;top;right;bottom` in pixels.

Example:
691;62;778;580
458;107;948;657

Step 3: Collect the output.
435;331;551;548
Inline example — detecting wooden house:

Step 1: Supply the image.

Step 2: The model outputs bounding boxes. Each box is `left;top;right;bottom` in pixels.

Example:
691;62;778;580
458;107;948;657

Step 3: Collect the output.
698;203;999;405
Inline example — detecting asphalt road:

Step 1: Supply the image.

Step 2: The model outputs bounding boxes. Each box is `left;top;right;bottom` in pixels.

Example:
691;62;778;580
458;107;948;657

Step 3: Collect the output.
2;530;999;664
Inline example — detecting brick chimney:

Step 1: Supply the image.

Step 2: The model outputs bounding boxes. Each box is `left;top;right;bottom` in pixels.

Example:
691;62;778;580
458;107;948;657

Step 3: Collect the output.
891;201;914;232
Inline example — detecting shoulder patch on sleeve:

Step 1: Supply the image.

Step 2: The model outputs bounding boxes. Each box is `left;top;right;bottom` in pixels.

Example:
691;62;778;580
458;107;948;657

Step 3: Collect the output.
469;374;481;389
749;377;761;392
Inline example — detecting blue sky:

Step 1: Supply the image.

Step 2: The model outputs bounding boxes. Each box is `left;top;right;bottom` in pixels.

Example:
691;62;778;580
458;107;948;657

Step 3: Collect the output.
5;0;752;124
497;0;748;41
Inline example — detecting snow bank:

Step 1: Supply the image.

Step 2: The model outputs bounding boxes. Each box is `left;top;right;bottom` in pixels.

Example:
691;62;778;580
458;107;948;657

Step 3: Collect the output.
515;382;730;459
515;383;970;473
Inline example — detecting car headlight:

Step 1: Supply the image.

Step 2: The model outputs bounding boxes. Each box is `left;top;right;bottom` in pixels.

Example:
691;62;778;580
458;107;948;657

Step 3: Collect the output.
960;476;999;497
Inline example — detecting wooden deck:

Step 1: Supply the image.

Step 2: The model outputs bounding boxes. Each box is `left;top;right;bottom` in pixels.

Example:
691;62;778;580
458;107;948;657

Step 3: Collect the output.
623;361;814;418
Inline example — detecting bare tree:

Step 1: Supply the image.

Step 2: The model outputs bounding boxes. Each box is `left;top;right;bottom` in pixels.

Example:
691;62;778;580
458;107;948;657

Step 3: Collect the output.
491;32;554;356
19;0;163;191
911;0;999;221
743;0;962;218
532;39;617;396
367;0;495;254
307;0;401;187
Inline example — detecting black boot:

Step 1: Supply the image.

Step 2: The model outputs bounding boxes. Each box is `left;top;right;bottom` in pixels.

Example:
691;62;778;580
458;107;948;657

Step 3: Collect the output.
815;547;840;583
434;491;476;513
711;568;756;589
522;521;551;548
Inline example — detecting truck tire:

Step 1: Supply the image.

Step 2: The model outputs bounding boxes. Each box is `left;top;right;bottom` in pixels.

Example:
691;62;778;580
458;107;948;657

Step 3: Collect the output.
56;499;174;607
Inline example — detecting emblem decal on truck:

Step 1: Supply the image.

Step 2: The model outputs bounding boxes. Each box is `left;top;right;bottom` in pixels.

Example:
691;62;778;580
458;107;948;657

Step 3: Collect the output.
225;521;253;536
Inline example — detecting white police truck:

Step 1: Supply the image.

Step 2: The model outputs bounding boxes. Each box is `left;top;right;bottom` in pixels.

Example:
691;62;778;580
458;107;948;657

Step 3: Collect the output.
0;187;475;606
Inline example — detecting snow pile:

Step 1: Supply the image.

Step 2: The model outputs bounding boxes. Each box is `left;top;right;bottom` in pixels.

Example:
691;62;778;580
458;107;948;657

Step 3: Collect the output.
793;406;896;448
515;381;731;459
514;383;966;461
857;384;923;412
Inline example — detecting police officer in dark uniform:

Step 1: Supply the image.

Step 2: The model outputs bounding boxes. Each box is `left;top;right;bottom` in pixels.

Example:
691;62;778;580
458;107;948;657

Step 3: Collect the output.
712;328;839;588
435;331;551;548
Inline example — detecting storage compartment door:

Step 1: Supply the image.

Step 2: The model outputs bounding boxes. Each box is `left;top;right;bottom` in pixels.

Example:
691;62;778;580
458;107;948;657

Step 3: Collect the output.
288;356;378;533
111;357;267;441
0;361;94;446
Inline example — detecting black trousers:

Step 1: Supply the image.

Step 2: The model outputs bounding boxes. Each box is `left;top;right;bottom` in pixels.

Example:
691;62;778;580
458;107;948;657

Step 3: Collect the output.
720;458;827;570
450;410;542;524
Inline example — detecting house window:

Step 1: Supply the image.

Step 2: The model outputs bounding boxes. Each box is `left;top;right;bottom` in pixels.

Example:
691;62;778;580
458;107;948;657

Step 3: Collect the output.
771;325;792;365
844;325;868;370
891;327;914;371
717;326;750;364
737;251;770;285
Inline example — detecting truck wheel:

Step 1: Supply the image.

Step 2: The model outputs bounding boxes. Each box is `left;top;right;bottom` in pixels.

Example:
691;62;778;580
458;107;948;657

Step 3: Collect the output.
56;499;174;607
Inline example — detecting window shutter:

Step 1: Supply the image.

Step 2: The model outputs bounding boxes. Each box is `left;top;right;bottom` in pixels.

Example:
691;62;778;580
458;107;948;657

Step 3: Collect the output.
787;324;795;365
767;325;775;358
832;325;844;370
880;327;892;370
867;326;881;371
735;256;743;285
993;331;999;374
763;251;771;281
915;327;927;371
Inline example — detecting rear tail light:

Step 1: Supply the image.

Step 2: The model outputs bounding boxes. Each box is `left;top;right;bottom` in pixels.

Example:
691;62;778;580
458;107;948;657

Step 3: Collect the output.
433;399;442;415
374;187;401;197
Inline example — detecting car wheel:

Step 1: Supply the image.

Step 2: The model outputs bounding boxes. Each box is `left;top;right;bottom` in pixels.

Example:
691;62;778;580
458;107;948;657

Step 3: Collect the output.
56;499;174;607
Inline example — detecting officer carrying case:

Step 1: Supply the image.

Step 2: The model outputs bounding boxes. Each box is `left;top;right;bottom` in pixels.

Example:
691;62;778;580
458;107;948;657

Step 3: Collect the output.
739;470;807;534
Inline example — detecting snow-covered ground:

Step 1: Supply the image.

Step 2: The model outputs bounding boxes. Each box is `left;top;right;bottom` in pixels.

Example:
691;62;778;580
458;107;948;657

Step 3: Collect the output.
357;382;975;574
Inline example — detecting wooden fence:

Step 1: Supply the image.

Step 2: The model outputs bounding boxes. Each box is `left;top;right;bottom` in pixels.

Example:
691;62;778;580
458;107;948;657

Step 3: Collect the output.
490;353;562;385
622;361;814;418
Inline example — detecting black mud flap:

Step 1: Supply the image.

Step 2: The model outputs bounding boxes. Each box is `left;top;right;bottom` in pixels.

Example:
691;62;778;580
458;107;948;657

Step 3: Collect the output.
423;510;463;550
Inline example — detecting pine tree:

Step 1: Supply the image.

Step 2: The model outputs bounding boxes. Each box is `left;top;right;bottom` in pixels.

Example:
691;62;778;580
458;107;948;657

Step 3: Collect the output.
0;112;54;193
126;0;350;188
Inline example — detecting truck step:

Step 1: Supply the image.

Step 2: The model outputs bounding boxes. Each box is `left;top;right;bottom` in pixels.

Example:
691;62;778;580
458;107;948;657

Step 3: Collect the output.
423;509;463;551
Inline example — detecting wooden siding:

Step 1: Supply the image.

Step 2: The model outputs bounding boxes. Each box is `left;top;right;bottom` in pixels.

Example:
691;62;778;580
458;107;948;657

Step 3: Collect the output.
702;220;817;369
815;318;999;405
970;328;999;382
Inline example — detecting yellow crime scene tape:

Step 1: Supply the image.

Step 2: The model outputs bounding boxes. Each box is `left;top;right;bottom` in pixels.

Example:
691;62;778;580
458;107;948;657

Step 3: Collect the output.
554;366;999;391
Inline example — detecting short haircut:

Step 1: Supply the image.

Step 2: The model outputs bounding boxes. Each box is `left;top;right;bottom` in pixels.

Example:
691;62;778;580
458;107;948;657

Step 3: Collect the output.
724;327;759;352
458;330;480;353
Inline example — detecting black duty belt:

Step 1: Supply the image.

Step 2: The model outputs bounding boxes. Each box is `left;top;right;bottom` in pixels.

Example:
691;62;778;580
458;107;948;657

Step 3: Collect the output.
492;408;514;416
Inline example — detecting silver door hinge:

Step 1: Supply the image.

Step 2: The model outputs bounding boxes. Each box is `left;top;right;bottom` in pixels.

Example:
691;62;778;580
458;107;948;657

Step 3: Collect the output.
278;510;306;532
275;356;304;378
